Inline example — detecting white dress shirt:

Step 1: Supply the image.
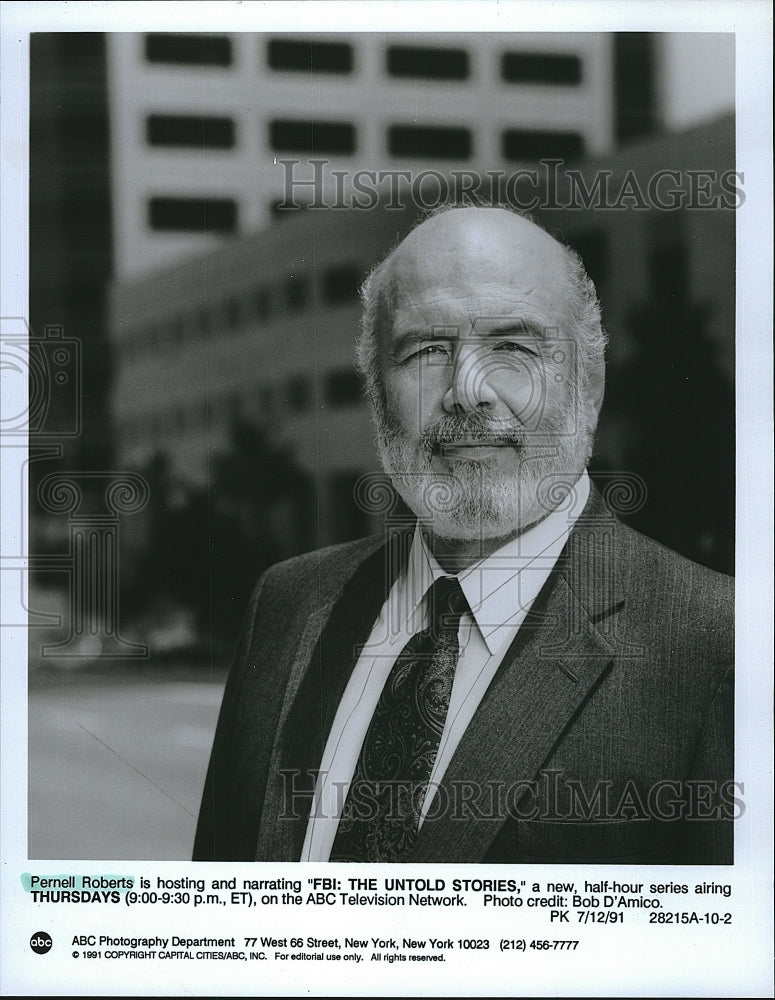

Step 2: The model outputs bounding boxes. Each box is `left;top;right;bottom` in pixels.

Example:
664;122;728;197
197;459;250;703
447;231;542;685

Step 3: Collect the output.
301;471;590;861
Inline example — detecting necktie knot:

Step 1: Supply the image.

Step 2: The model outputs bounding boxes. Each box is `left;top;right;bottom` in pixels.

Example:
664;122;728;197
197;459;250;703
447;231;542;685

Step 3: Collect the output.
428;576;467;633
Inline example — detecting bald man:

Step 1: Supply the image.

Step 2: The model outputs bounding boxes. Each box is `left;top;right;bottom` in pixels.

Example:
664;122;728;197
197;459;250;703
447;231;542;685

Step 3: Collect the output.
194;207;734;864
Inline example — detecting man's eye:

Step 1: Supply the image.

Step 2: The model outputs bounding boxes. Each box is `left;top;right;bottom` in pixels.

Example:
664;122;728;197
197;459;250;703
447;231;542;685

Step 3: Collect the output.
492;341;536;356
409;344;451;362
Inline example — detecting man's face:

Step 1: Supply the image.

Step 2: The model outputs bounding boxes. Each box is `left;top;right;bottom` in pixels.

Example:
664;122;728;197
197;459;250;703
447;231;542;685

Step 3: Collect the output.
373;209;596;542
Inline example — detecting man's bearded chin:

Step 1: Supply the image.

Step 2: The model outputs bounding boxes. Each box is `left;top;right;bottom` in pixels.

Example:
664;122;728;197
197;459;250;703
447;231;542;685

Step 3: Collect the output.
373;398;593;542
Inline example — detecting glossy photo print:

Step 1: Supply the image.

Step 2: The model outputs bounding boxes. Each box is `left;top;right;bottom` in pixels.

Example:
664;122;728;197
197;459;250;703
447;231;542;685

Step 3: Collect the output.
1;4;772;998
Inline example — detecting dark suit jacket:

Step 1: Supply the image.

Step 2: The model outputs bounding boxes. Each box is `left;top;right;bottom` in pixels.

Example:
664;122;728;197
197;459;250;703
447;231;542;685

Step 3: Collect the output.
193;485;735;864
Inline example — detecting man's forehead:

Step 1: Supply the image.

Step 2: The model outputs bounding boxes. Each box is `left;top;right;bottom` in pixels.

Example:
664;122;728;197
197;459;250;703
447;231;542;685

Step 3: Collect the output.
390;291;560;337
380;209;573;321
390;284;551;317
382;263;574;340
389;207;567;273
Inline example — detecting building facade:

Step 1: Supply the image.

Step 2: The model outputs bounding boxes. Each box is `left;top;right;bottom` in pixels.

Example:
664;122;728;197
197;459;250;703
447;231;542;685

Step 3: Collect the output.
107;31;619;280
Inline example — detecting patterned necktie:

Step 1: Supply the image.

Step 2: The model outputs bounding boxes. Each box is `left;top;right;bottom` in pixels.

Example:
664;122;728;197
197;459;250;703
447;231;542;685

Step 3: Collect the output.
330;575;467;862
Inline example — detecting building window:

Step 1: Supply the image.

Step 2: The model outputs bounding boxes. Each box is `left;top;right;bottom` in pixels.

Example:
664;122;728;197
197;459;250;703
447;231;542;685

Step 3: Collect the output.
286;375;312;412
267;38;353;74
614;33;656;142
148;196;238;233
144;33;232;67
325;369;363;407
388;124;472;159
283;276;309;310
271;198;313;219
500;52;582;85
386;45;469;80
322;264;363;304
146;114;235;149
269;119;356;155
501;129;584;162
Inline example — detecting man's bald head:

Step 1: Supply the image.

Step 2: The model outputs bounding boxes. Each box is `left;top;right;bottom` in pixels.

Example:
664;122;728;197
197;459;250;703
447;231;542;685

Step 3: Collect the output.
385;205;572;298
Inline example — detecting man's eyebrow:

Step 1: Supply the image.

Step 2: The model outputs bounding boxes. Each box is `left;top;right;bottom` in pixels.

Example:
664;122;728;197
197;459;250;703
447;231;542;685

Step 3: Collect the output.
475;320;546;339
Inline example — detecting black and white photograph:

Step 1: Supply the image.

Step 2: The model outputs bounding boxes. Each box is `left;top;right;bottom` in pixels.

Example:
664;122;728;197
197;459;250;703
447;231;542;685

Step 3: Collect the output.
1;2;772;996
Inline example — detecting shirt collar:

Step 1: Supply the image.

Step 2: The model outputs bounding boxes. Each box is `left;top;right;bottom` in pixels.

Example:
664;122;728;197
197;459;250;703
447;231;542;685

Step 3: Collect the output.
405;470;590;654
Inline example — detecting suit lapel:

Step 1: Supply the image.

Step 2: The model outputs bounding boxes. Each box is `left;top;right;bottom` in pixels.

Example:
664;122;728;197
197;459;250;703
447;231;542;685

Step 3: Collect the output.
412;488;624;862
255;528;413;860
254;603;337;860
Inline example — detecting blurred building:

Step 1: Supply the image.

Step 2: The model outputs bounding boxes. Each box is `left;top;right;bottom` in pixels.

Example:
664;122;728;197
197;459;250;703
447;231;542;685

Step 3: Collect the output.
28;34;115;578
542;116;737;573
105;31;734;282
107;31;618;281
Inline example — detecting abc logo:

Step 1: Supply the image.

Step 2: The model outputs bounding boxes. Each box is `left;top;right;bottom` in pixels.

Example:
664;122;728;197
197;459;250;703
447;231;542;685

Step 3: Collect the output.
30;931;52;955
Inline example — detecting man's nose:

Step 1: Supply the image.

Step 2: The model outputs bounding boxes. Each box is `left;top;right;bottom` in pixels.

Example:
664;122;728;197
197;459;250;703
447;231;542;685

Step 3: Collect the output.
442;342;499;413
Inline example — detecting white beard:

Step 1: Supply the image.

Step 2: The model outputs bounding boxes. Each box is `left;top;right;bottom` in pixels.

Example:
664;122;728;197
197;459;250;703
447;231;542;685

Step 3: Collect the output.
374;393;594;541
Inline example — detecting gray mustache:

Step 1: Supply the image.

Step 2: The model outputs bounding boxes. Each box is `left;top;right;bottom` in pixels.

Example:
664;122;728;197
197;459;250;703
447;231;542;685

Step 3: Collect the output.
422;413;526;450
